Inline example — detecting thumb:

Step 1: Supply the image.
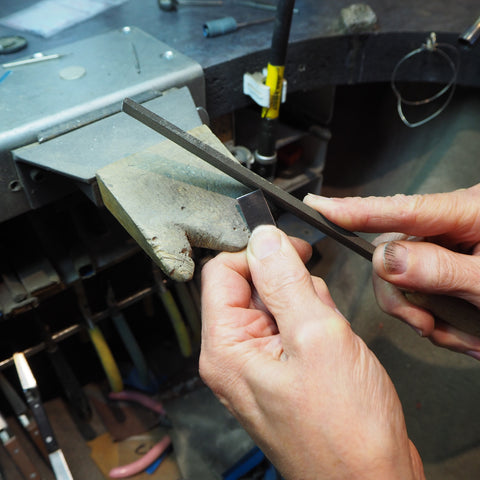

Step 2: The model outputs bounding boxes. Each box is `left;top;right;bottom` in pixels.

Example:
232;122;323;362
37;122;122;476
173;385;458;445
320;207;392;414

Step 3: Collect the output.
246;226;335;341
373;241;480;308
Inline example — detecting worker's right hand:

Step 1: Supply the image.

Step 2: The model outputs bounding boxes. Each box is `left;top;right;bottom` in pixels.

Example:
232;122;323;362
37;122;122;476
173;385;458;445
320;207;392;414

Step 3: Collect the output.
200;226;425;480
304;184;480;358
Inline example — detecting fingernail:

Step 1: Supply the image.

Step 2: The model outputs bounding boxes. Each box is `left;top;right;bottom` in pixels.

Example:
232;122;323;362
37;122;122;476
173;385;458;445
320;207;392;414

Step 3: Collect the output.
303;194;333;204
411;326;423;337
383;241;408;274
249;225;282;260
465;350;480;361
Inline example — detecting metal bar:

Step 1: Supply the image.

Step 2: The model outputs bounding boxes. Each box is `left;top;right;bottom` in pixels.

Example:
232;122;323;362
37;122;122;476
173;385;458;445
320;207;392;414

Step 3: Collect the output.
2;53;64;68
0;285;155;370
459;15;480;46
122;98;376;261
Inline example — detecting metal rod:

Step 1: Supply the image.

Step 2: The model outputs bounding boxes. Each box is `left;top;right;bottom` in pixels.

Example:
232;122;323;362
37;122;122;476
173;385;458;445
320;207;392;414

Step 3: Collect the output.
122;98;376;261
0;285;155;370
2;53;64;68
458;15;480;47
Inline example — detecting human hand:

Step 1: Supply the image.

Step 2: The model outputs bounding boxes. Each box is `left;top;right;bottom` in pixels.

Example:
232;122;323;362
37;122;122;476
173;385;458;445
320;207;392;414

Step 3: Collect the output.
200;226;424;480
304;185;480;357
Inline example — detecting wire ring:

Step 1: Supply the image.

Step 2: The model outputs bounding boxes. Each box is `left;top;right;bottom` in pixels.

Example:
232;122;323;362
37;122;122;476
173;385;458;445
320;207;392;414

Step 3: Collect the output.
391;32;459;128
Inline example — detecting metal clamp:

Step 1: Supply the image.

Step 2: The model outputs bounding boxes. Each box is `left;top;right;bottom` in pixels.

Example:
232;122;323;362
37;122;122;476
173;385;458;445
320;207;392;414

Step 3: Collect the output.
243;69;287;108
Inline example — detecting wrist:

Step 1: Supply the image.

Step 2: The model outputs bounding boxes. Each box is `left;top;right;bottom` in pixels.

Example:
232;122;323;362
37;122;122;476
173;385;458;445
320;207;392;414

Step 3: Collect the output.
331;438;424;480
356;440;425;480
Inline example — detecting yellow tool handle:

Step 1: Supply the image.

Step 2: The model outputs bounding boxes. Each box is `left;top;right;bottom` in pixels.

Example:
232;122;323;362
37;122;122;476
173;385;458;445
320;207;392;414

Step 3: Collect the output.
405;292;480;337
88;326;124;392
159;289;192;358
173;282;201;346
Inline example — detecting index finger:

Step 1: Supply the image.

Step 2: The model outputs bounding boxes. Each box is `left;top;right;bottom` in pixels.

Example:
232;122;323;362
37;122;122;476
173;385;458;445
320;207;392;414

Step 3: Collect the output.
201;250;252;319
304;185;480;242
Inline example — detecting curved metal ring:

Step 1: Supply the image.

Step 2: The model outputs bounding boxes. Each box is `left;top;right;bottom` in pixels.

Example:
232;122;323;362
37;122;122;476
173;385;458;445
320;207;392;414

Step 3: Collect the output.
391;37;459;127
391;43;458;106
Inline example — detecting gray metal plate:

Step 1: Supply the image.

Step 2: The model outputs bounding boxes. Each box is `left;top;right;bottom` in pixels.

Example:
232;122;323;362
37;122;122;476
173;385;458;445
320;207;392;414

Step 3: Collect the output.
13;87;202;183
0;27;204;152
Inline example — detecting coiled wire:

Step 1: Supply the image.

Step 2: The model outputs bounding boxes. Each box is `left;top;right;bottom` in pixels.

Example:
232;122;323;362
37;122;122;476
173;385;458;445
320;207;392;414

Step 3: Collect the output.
391;33;459;128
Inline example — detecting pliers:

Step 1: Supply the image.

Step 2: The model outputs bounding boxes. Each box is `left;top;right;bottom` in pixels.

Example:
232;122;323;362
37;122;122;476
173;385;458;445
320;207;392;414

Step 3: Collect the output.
107;390;172;478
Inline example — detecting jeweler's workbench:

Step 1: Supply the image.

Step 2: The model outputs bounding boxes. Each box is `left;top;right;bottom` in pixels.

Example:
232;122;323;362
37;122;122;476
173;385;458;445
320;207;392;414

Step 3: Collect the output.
1;2;480;479
1;0;480;120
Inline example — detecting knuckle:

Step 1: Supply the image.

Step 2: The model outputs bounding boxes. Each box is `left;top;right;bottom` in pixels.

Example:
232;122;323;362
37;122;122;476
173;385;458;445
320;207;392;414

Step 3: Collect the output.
291;309;351;350
395;193;422;223
261;267;311;308
201;255;219;281
202;252;227;273
427;251;480;298
429;250;464;291
291;321;322;350
384;193;435;227
312;276;329;296
431;252;459;290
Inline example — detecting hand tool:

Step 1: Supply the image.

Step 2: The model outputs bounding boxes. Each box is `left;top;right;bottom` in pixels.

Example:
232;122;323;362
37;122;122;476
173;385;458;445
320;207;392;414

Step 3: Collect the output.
108;390;167;416
238;189;480;338
0;408;42;480
0;372;49;462
32;316;96;441
158;0;223;11
459;15;480;47
106;285;151;389
109;435;172;478
13;352;74;480
36;319;92;423
122;97;375;260
107;390;171;478
152;267;192;357
203;16;274;37
73;282;124;393
122;98;480;339
172;281;201;346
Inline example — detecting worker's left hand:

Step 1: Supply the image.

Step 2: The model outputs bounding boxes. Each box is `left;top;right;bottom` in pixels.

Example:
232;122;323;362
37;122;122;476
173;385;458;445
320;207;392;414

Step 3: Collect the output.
304;186;480;358
200;226;424;480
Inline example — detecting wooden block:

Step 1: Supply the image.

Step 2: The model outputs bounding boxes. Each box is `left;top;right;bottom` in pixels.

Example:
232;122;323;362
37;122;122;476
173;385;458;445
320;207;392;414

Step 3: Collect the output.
96;125;250;281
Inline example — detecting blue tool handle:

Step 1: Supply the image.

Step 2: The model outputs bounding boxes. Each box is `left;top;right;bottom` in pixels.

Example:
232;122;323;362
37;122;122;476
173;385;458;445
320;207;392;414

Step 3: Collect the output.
222;446;265;480
111;310;150;387
203;16;238;37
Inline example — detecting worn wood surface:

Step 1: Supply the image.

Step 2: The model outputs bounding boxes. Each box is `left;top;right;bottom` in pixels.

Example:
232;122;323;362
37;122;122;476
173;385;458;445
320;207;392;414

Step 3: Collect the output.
97;125;250;281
